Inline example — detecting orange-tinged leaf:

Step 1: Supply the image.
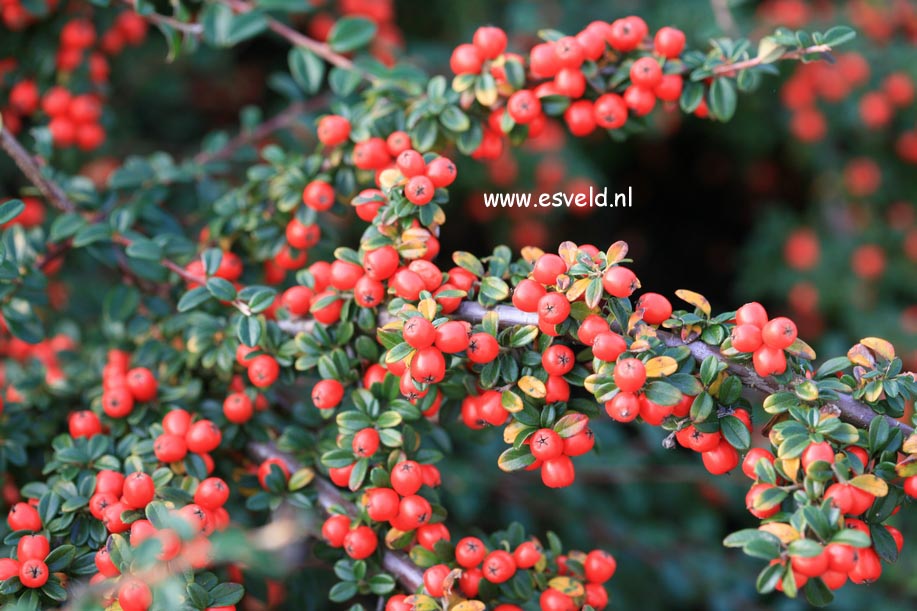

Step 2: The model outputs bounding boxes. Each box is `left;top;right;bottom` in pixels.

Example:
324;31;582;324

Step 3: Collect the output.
785;338;816;361
847;344;876;369
895;461;917;477
644;356;678;378
501;390;524;414
558;241;579;265
450;601;486;611
626;311;643;334
521;246;544;263
547;577;585;597
555;273;572;292
418;298;437;321
860;337;896;361
759;522;801;544
681;324;702;343
518;376;546;399
385;527;411;549
605;240;629;265
849;474;889;497
675;289;711;317
628;339;652;353
566;278;592;302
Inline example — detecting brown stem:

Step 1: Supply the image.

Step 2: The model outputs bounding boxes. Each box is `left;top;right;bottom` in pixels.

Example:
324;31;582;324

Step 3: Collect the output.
121;0;203;35
0;129;75;213
711;44;833;76
278;300;913;435
246;441;423;591
223;0;380;84
193;98;324;166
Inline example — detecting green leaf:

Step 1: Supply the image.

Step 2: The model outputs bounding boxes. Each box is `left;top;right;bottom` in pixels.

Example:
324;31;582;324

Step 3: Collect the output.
72;223;112;247
679;80;704;113
870;523;898;562
328;581;357;602
207;277;237;301
439;106;470;132
328;17;377;53
177;287;212;312
822;26;856;48
497;446;536;472
644;381;682;407
125;238;162;261
289;48;325;94
830;528;871;548
44;545;75;571
329;67;362;96
237;316;262;347
816;357;850;378
787;539;822;558
227;10;268;45
690;392;714;422
804;578;834;607
720;415;751;451
709;78;737;121
0;199;25;225
209;583;245;606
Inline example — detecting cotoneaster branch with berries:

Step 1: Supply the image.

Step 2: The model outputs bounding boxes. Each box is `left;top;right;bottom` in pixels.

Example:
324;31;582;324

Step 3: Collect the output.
1;2;913;611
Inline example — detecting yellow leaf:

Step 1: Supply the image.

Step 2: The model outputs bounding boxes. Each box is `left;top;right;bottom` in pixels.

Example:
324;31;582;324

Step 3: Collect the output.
405;595;439;611
895;461;917;477
865;383;884;403
384;527;410;549
381;320;405;331
675;289;711;317
776;457;800;483
681;324;702;342
450;601;486;611
547;577;585;597
378;168;402;190
566;278;592;302
521;246;544;263
418;298;437;321
503;420;528;444
518;376;546;399
708;370;727;396
849;474;889;497
626;312;643;334
288;467;314;491
605;240;629;265
795;380;819;402
628;339;652;353
558;241;579;265
759;522;801;544
501;390;524;414
847;344;876;369
644;356;678;378
583;374;598;394
902;433;917;455
860;337;896;361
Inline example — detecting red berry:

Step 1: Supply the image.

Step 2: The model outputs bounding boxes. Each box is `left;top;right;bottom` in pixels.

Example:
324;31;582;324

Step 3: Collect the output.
473;26;507;59
344;525;378;560
507;90;542;125
630;57;662;88
405;175;435;205
456;536;487;568
593;93;628;129
732;324;763;352
126;367;157;402
352;428;381;458
541;455;575;488
450;44;483;75
423;563;451;597
312;379;345;409
482;550;516;583
654;27;686;58
542;344;575;376
303;180;335;211
467;333;499;364
736;302;768;328
602;266;639;298
19;559;48;588
248;354;280;388
635;292;672;324
185;420;222;454
8;502;41;532
762;316;798;349
584;549;617;583
194;477;230;509
122;472;155;509
16;535;49;561
390;460;424;496
322;514;351;547
118;579;152;611
154;434;187;463
613;358;646;392
530;428;564;461
317;115;351;146
426;157;457;187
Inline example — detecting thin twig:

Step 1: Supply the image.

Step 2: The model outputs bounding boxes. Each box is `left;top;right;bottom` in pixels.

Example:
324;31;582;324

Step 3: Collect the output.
0;129;75;213
246;441;424;591
121;0;203;35
278;300;912;435
711;44;832;76
223;0;380;84
193;98;323;166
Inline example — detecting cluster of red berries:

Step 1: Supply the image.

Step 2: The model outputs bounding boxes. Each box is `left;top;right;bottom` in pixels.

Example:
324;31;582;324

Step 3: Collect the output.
1;505;46;588
0;329;72;390
1;10;147;148
729;302;798;377
744;440;900;591
0;0;56;29
448;19;692;158
152;408;222;466
99;350;158;419
87;474;231;610
781;52;873;143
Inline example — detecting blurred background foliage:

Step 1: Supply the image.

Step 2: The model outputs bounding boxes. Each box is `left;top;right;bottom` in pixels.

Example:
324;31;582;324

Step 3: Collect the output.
2;0;916;609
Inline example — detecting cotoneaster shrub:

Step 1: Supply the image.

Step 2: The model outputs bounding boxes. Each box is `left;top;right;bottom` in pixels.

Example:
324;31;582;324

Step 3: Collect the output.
1;2;915;611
